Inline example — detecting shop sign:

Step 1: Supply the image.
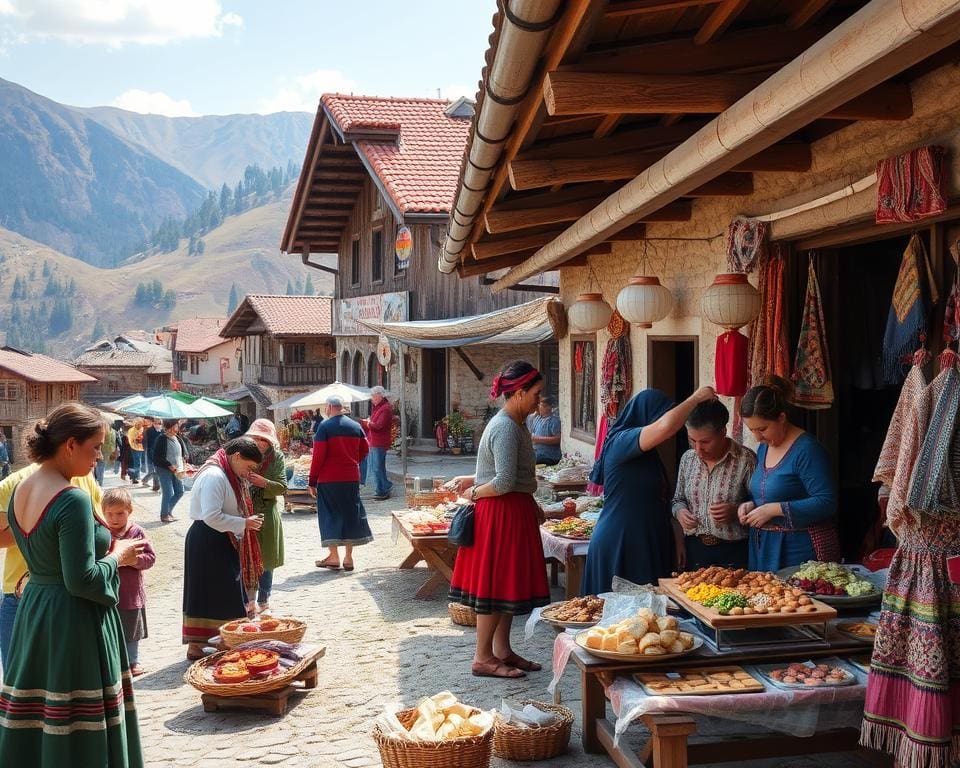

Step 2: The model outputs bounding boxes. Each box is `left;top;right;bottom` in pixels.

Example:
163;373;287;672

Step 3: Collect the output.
335;291;409;336
377;334;392;366
395;226;413;271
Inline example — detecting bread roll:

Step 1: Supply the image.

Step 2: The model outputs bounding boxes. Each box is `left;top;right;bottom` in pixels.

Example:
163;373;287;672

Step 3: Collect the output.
437;721;457;740
624;618;647;638
643;645;666;655
638;632;662;653
602;633;620;651
669;640;685;654
659;629;679;646
657;616;678;632
445;703;474;719
617;640;638;654
616;628;633;644
431;691;458;710
585;631;604;650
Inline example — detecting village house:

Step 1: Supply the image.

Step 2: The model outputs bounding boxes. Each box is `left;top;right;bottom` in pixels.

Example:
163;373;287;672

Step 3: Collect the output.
441;1;960;572
74;334;173;403
170;317;241;395
0;346;96;468
281;94;559;440
219;294;336;421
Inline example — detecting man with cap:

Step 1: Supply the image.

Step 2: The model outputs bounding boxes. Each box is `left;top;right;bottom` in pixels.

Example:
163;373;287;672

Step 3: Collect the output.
360;385;394;500
308;396;373;571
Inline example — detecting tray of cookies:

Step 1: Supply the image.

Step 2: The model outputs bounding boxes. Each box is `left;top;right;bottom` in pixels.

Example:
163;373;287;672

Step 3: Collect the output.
635;666;765;696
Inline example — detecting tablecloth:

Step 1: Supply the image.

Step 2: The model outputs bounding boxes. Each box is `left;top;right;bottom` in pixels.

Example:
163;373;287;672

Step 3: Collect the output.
540;528;590;562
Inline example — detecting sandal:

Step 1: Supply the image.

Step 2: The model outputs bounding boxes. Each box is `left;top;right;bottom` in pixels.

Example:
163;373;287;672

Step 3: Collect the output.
186;647;207;661
315;559;341;569
472;660;526;679
341;562;355;572
257;603;271;615
130;663;145;677
497;652;542;672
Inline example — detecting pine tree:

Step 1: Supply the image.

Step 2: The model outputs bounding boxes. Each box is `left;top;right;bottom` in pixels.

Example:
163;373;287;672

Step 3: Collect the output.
161;290;177;310
68;278;76;296
90;319;106;341
42;261;51;277
234;181;244;214
285;279;294;296
303;275;315;295
196;239;205;256
48;299;73;334
227;283;239;314
219;183;232;217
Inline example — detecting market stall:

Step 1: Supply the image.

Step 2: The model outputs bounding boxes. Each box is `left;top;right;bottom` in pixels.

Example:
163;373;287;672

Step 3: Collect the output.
539;495;601;599
391;507;459;599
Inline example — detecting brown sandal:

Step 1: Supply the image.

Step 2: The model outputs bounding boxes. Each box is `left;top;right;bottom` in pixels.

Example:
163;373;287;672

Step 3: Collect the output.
471;660;526;679
497;653;542;672
315;559;341;569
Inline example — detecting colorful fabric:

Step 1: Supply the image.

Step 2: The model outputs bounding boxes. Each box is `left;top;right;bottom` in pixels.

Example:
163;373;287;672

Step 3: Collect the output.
945;242;960;348
489;368;541;398
792;257;834;409
115;523;155;611
874;362;929;489
449;492;550;615
861;516;960;768
309;414;369;485
715;330;750;397
876;145;947;224
600;327;632;418
883;235;937;385
726;216;767;274
907;365;960;516
671;440;756;541
747;244;789;387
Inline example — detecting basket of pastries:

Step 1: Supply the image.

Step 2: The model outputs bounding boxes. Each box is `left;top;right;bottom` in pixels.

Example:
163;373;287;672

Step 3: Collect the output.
373;691;494;768
492;700;573;761
405;490;455;508
184;642;319;697
219;616;306;648
448;602;478;627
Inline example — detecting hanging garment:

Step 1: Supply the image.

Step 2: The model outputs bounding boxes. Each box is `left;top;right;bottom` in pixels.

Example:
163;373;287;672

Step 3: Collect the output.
747;244;789;386
873;361;928;489
726;216;767;274
907;362;960;517
881;234;938;386
876;145;947;223
580;342;595;431
715;330;749;397
599;311;632;418
792;257;834;409
944;241;960;349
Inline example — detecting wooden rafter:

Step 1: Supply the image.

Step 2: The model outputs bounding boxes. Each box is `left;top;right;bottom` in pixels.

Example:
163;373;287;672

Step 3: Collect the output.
472;229;569;260
605;0;720;16
788;0;833;30
458;246;606;278
694;0;750;45
485;198;692;234
521;120;705;161
689;173;752;196
284;117;329;252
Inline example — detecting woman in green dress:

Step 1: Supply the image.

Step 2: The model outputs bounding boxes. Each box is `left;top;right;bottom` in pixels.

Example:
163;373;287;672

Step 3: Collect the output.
245;419;287;615
0;403;145;767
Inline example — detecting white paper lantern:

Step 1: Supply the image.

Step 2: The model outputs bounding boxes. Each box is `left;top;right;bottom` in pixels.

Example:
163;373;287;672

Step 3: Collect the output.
701;273;761;330
616;275;673;329
567;292;612;332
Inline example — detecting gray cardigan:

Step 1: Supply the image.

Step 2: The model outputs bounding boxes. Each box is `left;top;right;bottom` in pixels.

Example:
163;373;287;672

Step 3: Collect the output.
475;410;538;495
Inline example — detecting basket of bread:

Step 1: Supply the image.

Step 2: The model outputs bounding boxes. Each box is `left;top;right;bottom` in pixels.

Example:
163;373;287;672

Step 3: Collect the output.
373;691;494;768
219;617;306;647
492;699;573;761
577;608;701;660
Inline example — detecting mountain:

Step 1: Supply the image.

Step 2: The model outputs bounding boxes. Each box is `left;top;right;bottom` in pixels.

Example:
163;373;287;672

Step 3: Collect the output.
0;192;333;358
0;78;207;267
74;107;313;190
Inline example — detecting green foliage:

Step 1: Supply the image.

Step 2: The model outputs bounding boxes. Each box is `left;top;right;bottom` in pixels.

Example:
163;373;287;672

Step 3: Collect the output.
227;282;239;314
42;261;51;277
10;275;27;300
48;299;73;334
134;279;176;310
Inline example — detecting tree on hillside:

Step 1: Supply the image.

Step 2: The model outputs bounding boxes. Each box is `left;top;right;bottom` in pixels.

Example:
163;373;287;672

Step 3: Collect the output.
11;276;26;300
286;279;294;296
303;275;315;295
162;289;177;310
227;283;239;314
42;261;51;277
48;299;73;334
90;319;106;342
196;238;205;256
294;278;303;295
233;181;244;214
219;183;233;217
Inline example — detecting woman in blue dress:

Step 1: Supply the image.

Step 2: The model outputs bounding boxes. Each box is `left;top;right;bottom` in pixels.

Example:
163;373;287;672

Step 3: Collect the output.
737;376;838;570
583;386;717;595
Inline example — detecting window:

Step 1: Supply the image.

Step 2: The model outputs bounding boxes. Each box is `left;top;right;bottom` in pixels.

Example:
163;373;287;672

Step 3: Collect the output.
189;356;200;375
285;343;306;364
0;382;17;400
570;335;597;443
371;229;384;283
28;385;41;402
351;238;360;286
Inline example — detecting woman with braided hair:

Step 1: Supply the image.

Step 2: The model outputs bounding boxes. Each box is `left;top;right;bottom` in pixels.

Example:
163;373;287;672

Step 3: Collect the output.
447;360;550;679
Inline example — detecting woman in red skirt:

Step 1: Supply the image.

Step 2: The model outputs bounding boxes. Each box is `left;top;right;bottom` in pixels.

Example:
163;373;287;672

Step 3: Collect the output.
449;360;550;679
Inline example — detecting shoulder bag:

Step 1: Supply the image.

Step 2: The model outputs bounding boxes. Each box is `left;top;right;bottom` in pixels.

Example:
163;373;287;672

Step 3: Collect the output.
447;502;475;547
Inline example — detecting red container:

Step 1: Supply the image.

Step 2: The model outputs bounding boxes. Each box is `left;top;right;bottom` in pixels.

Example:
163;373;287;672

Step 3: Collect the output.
862;548;895;572
948;556;960;585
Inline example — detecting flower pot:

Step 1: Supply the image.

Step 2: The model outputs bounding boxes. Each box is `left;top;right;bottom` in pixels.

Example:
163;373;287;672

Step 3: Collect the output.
451;446;462;455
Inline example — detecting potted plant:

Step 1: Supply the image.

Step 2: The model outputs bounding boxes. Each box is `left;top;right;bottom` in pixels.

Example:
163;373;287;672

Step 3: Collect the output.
445;410;467;455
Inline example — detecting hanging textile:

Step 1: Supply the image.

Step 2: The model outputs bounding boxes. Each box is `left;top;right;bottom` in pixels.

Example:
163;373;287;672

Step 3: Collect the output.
726;216;767;274
907;357;960;516
875;145;947;223
580;342;595;432
586;413;609;496
715;330;749;397
945;241;960;348
873;354;929;489
599;311;633;419
747;244;789;386
792;257;834;409
881;234;938;386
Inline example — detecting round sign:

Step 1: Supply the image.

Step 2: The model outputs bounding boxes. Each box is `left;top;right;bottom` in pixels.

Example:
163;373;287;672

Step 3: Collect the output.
395;226;413;270
377;334;392;366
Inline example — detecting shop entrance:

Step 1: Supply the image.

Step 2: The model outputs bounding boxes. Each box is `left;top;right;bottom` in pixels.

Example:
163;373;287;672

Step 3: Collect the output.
647;337;698;485
421;348;447;440
539;341;560;407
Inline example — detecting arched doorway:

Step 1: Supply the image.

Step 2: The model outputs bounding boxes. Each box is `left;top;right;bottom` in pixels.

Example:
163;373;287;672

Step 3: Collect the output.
340;350;351;382
352;351;363;388
367;352;379;388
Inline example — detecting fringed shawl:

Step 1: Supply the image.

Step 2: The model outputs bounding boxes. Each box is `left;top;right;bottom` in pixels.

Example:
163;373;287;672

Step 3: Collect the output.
792;257;834;409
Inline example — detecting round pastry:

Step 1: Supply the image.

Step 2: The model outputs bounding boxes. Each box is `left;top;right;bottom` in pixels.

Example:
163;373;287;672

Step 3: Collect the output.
213;662;250;683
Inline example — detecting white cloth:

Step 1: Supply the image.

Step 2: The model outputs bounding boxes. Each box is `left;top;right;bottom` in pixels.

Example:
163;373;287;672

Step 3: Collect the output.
189;466;246;536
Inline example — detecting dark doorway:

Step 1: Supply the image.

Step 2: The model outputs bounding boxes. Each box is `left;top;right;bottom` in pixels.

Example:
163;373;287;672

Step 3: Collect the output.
421;349;448;439
539;341;560;407
647;337;698;486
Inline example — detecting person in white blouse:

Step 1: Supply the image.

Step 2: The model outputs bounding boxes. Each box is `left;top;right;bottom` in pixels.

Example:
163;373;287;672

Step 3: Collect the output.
181;438;263;660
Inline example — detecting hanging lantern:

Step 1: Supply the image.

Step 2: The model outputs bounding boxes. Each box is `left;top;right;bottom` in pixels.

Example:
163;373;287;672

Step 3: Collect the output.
567;292;613;332
700;273;761;330
616;276;673;328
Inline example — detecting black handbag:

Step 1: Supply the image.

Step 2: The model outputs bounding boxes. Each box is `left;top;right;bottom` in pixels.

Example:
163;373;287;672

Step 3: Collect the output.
447;503;476;547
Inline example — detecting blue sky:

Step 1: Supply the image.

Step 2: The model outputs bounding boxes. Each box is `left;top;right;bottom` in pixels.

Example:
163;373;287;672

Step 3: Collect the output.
0;1;495;115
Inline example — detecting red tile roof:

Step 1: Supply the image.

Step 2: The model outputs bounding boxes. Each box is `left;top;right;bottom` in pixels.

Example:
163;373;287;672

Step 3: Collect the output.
174;317;233;353
221;295;333;337
0;347;96;383
321;95;471;215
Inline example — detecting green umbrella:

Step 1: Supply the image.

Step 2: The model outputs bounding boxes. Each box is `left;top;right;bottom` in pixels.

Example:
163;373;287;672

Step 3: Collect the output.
168;391;239;408
125;395;232;420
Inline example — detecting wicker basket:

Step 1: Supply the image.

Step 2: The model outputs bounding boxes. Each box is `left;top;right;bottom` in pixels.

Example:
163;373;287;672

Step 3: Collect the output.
406;490;453;508
492;700;573;761
184;649;319;697
373;707;493;768
448;602;477;627
218;617;307;648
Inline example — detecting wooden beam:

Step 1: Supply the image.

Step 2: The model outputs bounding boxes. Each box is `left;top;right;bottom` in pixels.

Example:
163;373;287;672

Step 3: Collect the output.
452;348;484;381
303;195;360;206
486;197;692;234
544;72;912;121
593;114;623;140
788;0;833;30
311;170;366;182
314;155;364;167
605;0;719;16
459;244;608;277
472;229;568;261
303;206;354;216
519;120;705;161
284;116;329;251
694;0;750;45
689;173;753;196
307;182;362;193
479;277;561;294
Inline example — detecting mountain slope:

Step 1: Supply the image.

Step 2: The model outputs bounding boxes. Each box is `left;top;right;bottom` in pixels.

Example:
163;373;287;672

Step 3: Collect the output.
0;78;207;267
74;107;313;190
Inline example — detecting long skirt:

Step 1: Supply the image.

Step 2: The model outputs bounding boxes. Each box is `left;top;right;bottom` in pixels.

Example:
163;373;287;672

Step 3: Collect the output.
317;481;373;547
861;517;960;768
449;492;550;615
181;521;246;644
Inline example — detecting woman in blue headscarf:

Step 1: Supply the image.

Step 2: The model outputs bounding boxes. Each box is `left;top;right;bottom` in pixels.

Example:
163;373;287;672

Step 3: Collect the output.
583;386;717;595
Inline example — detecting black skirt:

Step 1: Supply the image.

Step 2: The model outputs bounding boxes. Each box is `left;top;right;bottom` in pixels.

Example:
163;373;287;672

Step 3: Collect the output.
181;520;245;644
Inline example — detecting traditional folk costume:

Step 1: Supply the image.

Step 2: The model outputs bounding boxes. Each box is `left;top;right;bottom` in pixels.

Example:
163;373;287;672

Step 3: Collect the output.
0;487;143;767
309;414;372;548
181;450;263;644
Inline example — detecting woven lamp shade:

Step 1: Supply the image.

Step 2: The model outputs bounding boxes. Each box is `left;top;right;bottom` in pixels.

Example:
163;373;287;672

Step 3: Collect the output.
616;276;673;329
568;293;613;332
701;273;761;330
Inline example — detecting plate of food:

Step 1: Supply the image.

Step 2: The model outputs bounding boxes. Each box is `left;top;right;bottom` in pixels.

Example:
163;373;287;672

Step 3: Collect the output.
576;610;702;661
779;562;883;607
756;661;858;689
541;516;595;540
540;596;604;628
836;621;878;643
636;666;765;696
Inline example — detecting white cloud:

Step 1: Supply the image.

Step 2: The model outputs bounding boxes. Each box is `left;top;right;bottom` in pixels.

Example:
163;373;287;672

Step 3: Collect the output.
111;89;197;117
440;84;475;101
259;69;359;114
0;0;243;46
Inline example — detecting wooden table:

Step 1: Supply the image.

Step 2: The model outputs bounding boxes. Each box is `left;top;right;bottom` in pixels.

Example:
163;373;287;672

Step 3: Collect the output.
541;478;589;500
392;512;458;598
571;633;876;767
540;527;588;599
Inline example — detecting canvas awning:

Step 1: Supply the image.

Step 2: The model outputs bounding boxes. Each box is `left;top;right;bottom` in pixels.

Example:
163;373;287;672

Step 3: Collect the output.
359;297;553;349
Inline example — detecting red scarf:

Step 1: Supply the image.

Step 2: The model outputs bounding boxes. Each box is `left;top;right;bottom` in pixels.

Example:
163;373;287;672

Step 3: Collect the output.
196;448;263;592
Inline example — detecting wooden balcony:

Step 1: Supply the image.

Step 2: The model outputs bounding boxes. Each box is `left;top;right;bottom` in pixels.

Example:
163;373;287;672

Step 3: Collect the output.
259;362;336;387
0;401;25;421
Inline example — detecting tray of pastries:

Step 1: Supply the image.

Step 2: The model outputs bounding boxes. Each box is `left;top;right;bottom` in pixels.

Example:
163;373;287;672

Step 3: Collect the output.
540;596;604;628
576;609;702;661
635;665;765;696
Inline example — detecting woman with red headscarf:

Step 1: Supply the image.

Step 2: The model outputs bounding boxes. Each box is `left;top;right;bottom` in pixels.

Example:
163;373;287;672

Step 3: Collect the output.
448;360;550;679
